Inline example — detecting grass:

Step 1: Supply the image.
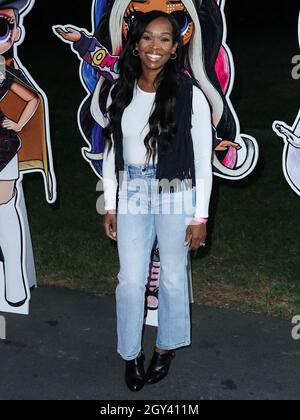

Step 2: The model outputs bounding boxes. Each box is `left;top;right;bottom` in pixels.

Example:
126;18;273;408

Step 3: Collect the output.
17;19;300;320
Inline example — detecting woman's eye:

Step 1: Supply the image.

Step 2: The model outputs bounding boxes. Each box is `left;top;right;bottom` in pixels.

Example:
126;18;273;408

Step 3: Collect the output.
162;38;171;42
142;35;151;40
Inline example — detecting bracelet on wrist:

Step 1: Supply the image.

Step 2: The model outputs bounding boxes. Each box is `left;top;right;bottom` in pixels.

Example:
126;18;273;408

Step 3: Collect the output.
193;216;208;225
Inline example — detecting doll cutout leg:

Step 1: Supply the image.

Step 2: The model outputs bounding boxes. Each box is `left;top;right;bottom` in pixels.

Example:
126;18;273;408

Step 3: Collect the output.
0;182;27;307
18;184;37;290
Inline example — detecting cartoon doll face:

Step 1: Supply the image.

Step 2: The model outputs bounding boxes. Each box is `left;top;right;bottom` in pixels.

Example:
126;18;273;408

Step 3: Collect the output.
123;0;194;46
0;9;20;55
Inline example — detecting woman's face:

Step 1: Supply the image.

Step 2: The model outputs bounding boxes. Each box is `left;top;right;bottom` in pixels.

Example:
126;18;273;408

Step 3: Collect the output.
136;17;178;72
123;0;194;46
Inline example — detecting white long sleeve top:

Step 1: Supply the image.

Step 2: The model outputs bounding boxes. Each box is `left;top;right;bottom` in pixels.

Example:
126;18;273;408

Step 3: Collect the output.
102;83;213;218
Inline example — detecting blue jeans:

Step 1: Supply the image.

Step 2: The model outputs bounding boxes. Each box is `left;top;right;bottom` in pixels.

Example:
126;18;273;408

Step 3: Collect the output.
116;163;196;361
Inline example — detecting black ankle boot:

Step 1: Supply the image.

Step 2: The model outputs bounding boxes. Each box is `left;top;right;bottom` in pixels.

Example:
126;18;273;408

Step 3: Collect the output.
125;351;145;392
145;350;175;385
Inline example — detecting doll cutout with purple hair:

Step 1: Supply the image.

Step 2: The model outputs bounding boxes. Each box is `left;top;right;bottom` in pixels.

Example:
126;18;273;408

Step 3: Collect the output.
0;0;56;315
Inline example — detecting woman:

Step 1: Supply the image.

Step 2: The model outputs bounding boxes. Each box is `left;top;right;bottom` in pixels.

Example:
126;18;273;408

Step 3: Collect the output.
100;10;213;391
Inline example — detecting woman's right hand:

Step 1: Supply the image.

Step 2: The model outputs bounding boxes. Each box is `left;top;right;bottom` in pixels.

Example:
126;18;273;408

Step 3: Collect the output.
54;26;82;43
103;211;117;241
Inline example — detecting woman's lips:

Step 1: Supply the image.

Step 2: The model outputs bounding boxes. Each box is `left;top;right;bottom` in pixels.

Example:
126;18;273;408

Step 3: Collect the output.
145;53;163;62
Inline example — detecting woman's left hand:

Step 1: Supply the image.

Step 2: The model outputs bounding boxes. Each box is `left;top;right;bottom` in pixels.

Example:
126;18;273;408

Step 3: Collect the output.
184;222;207;251
215;140;241;151
2;118;22;132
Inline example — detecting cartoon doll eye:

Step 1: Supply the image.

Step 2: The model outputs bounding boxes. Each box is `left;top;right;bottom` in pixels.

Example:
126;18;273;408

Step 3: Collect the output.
124;11;143;31
0;17;14;43
171;11;192;37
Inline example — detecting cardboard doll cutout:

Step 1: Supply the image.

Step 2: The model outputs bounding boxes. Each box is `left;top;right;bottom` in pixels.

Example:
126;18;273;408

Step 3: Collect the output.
54;0;259;326
0;0;56;315
273;10;300;196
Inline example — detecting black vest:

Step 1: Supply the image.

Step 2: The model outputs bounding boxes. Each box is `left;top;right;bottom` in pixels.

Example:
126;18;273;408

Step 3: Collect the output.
113;74;198;193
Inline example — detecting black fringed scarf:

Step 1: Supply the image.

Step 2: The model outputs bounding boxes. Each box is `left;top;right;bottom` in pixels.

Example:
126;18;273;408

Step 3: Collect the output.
113;74;198;193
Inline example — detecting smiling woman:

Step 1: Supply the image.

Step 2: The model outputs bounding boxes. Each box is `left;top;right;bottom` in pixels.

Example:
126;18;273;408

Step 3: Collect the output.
134;17;178;84
98;9;215;392
53;0;258;394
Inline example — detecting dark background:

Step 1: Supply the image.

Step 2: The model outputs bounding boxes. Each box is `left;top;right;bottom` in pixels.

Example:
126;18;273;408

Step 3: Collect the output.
23;0;300;38
24;0;300;35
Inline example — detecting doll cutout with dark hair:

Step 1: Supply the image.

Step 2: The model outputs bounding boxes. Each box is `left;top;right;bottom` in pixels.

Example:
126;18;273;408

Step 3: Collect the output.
54;0;259;179
54;0;259;326
55;0;260;326
0;0;56;314
273;9;300;196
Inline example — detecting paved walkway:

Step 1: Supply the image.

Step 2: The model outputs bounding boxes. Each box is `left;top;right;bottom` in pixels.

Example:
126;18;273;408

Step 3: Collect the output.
0;286;299;400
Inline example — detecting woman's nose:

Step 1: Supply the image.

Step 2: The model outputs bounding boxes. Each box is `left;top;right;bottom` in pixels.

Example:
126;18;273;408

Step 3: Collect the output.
152;39;160;48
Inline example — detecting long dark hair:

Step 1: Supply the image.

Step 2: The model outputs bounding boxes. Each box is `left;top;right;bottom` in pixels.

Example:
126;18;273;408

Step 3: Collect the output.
104;10;184;165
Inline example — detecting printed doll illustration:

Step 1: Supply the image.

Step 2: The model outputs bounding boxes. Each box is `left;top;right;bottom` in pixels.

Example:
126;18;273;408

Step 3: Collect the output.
54;0;259;324
273;111;300;196
0;0;56;315
273;10;300;196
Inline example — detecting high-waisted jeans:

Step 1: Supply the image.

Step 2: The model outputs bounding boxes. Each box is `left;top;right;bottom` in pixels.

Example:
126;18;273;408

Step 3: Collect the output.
116;163;196;361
